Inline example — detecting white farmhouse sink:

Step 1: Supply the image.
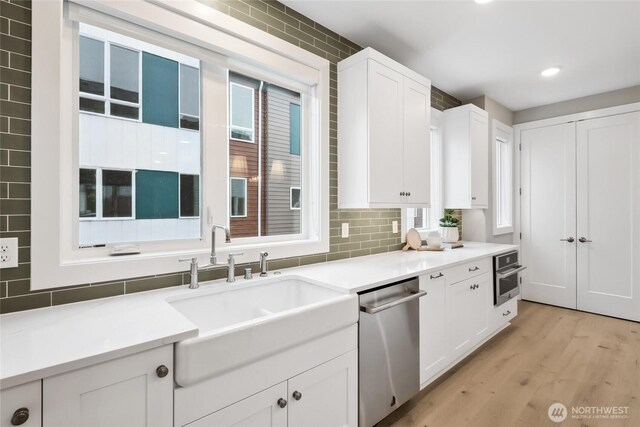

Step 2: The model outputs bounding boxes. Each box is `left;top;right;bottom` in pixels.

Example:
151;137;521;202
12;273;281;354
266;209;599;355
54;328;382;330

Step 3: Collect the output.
169;276;358;386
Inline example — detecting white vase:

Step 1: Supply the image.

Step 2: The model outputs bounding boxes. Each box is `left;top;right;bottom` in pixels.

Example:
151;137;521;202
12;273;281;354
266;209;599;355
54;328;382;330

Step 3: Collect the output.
440;226;459;243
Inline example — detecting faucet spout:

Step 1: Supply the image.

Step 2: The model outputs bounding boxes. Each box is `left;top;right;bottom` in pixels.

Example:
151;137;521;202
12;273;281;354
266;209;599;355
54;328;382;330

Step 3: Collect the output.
211;224;231;265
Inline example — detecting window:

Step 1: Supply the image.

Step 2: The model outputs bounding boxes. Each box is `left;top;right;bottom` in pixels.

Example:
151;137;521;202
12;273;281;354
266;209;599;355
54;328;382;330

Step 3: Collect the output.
493;120;514;234
79;169;97;217
180;174;200;217
406;108;443;232
229;82;255;142
32;0;329;289
290;103;301;155
290;187;301;210
230;178;247;217
102;170;133;218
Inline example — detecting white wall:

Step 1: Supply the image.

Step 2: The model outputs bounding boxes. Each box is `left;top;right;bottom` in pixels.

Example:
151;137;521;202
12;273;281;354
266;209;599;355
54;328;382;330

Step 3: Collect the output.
513;85;640;124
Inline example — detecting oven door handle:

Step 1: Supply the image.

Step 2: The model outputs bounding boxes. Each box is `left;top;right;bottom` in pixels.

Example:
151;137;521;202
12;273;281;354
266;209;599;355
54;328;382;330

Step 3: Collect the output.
360;290;427;314
496;265;527;279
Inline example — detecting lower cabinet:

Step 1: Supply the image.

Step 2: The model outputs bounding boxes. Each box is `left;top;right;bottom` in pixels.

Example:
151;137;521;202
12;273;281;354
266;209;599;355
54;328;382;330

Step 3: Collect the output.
0;381;42;427
188;350;358;427
446;273;492;361
491;297;518;331
419;272;448;385
43;345;173;427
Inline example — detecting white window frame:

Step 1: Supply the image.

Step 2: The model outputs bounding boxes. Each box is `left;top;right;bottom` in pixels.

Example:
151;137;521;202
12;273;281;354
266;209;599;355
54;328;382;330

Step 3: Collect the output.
290;187;301;210
31;0;330;289
178;63;201;132
81;167;136;221
403;108;443;236
229;82;255;143
493;119;514;235
229;177;248;218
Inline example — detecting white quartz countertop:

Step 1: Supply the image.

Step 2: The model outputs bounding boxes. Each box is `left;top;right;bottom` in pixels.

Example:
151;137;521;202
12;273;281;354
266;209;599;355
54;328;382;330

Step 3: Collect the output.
0;241;517;389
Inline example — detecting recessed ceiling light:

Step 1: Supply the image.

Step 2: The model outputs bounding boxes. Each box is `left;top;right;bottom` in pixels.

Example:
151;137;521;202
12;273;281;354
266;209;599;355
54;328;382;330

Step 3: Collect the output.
541;67;561;77
474;0;493;4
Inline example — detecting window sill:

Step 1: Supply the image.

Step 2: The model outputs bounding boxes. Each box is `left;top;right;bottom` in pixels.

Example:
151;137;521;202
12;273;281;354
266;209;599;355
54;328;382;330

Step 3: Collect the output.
493;226;514;236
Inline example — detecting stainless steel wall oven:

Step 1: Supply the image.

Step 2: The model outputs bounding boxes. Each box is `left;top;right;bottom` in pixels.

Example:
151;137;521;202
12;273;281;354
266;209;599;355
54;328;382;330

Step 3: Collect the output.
493;250;526;306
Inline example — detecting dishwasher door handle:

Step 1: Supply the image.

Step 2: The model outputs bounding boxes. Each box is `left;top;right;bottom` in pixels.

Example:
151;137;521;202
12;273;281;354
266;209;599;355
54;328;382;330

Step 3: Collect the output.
360;290;427;314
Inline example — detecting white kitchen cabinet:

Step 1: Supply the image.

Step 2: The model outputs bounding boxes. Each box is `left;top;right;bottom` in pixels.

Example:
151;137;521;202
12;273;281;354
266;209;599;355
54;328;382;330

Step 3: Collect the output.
419;271;449;386
186;382;288;427
443;103;489;209
492;298;518;331
189;350;357;427
338;47;431;208
288;350;357;427
1;381;42;427
446;273;492;360
43;345;173;427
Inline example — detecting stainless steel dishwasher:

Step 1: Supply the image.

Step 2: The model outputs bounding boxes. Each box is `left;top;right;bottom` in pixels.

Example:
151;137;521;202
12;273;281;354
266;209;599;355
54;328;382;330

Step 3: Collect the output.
358;277;426;427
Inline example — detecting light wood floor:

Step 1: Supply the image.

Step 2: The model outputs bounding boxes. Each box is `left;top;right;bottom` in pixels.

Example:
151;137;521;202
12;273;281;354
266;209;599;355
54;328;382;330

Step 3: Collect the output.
379;301;640;427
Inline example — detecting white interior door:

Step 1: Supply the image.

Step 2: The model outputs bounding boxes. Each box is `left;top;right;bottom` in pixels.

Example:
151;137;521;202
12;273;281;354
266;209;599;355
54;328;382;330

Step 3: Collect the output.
576;112;640;321
368;59;404;204
520;123;577;309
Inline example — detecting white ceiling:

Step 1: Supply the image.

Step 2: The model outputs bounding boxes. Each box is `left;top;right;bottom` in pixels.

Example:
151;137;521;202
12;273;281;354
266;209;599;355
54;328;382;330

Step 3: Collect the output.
280;0;640;111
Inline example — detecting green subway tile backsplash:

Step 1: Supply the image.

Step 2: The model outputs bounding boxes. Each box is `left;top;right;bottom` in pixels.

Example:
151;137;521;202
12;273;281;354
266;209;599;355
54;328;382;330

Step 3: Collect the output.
0;0;463;314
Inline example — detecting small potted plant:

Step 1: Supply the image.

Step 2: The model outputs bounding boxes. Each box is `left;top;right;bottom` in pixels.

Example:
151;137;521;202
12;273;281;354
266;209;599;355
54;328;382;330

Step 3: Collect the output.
439;209;460;243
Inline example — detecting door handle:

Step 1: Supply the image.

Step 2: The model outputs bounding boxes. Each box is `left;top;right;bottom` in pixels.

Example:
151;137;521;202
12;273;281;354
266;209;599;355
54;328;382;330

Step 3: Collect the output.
560;237;575;243
360;290;427;314
578;237;592;243
496;265;527;279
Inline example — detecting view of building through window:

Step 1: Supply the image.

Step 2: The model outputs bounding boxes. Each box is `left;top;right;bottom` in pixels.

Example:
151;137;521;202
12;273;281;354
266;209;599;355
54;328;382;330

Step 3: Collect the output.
229;73;302;238
78;23;201;246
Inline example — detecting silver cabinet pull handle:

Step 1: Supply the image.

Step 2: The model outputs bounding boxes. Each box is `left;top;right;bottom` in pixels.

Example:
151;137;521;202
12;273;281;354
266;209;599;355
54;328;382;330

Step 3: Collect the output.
579;237;592;243
430;272;444;279
469;266;480;272
560;237;575;242
277;398;287;408
360;290;427;314
292;391;302;401
503;310;511;316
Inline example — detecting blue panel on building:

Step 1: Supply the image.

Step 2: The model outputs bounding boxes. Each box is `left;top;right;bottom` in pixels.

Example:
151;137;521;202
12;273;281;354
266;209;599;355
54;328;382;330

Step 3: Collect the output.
136;170;179;219
142;52;179;128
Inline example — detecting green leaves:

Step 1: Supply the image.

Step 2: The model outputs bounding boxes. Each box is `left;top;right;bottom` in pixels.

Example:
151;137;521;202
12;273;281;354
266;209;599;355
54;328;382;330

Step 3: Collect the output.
439;208;459;228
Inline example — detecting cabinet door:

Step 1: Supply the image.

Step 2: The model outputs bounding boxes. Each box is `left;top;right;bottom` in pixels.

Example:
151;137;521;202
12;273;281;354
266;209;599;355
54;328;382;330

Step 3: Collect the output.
402;77;431;205
43;346;173;427
419;272;448;386
186;382;287;427
470;110;488;207
368;59;404;204
287;350;357;427
467;273;492;343
446;279;472;360
520;123;577;309
576;112;640;322
1;381;42;427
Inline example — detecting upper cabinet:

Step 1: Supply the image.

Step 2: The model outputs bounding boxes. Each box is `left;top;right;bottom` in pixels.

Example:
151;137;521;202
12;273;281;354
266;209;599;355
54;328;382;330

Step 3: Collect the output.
443;104;489;209
338;48;431;208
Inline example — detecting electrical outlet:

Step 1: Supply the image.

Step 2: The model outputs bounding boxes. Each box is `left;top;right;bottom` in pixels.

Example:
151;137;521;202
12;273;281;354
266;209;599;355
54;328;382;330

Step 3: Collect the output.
392;220;398;234
341;223;349;238
0;238;19;268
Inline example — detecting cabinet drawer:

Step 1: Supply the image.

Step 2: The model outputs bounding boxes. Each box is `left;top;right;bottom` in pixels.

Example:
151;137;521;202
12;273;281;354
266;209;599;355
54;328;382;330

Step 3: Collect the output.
445;257;492;285
1;381;42;427
492;298;518;330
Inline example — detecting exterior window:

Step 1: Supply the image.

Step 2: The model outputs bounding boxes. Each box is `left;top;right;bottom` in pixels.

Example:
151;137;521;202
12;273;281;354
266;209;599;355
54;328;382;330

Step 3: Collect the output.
102;170;132;218
110;44;140;119
77;23;201;245
290;187;301;210
180;174;200;217
229;82;254;142
79;168;97;217
79;36;105;113
290;103;301;155
494;120;514;234
229;74;302;237
135;170;179;219
407;121;442;231
230;178;247;217
180;64;200;130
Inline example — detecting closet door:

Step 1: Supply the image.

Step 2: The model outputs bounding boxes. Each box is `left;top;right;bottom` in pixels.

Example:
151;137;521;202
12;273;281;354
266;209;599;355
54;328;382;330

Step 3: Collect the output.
520;123;577;309
576;112;640;321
